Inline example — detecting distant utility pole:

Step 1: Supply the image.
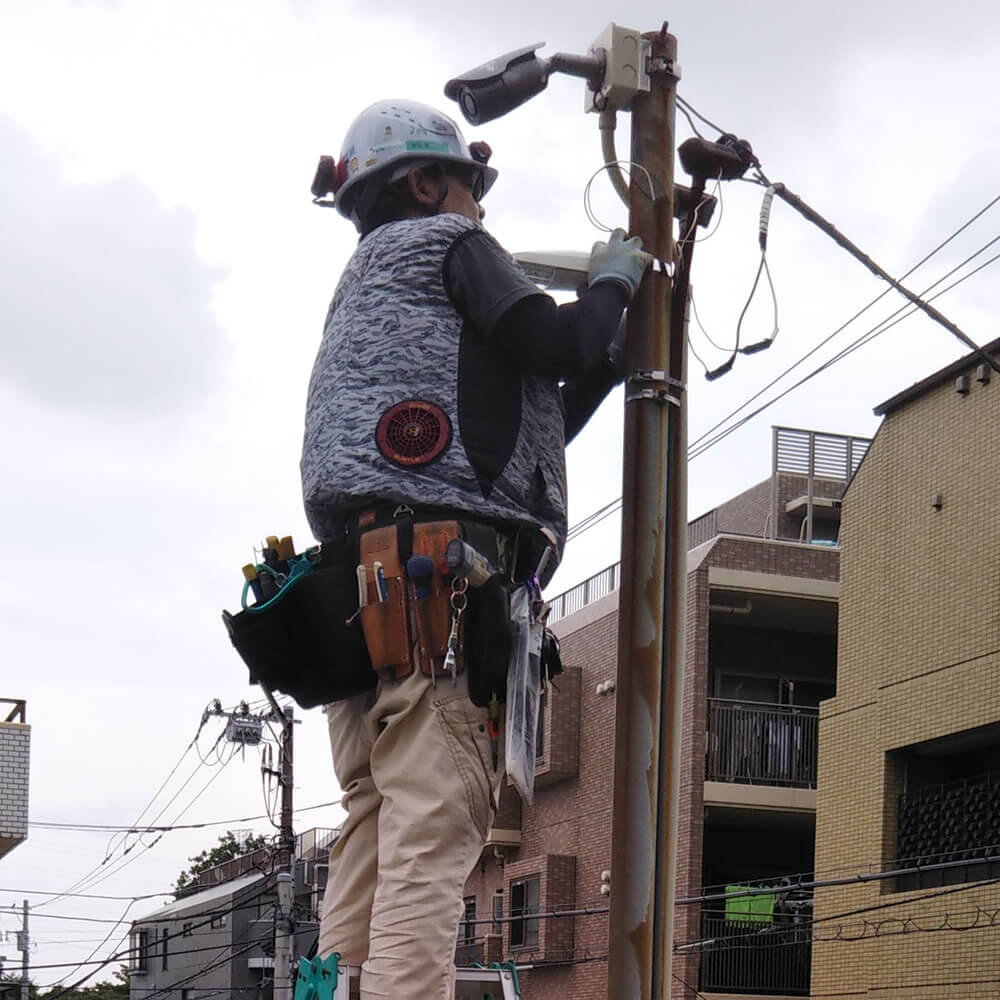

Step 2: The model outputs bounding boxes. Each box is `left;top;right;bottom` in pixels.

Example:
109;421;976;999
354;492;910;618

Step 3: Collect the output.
212;696;297;1000
269;702;295;1000
18;901;28;1000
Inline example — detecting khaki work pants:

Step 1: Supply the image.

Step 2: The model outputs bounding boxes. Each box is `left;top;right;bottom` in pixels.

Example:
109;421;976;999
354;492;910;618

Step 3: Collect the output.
318;668;500;999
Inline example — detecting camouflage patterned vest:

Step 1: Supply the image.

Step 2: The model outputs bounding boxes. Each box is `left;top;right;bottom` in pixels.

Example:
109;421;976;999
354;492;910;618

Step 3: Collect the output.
301;213;567;558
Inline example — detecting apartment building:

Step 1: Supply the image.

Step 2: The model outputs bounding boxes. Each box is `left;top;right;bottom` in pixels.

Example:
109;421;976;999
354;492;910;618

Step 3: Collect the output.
0;698;29;862
460;426;869;1000
812;344;1000;999
128;828;335;1000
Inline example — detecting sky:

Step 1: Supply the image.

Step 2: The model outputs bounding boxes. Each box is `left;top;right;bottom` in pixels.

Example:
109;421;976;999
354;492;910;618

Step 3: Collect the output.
2;0;1000;986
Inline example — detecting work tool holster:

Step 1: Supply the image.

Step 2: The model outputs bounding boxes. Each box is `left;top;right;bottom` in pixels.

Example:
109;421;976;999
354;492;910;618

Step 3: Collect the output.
351;510;518;706
358;520;464;681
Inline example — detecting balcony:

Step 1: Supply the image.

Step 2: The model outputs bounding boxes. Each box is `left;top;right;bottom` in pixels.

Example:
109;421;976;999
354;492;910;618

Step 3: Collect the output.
0;698;29;860
697;909;811;996
706;700;818;789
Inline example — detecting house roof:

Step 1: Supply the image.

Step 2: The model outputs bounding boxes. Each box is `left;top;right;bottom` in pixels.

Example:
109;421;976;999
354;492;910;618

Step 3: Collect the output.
133;871;266;923
873;337;1000;416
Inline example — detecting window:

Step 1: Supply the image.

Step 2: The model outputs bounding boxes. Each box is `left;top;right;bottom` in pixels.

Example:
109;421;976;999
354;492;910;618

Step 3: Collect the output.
889;725;1000;891
161;927;169;971
491;891;504;936
509;877;539;950
182;922;192;937
210;913;227;929
461;896;476;944
129;929;150;973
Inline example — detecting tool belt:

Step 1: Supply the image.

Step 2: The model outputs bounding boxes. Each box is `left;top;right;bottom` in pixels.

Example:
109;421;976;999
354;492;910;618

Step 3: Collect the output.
353;508;516;706
222;504;535;709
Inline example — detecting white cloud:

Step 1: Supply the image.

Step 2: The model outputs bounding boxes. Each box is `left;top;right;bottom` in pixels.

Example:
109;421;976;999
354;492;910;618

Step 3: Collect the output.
0;117;230;414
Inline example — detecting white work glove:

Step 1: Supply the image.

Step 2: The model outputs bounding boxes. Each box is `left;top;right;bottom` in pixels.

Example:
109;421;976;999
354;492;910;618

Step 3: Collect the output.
587;228;653;300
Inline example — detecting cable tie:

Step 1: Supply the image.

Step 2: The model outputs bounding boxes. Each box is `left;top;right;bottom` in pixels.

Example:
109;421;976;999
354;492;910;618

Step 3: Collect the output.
759;185;776;251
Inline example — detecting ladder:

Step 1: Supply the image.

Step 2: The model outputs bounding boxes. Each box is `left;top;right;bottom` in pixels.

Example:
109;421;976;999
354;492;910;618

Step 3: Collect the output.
297;956;521;1000
334;965;521;999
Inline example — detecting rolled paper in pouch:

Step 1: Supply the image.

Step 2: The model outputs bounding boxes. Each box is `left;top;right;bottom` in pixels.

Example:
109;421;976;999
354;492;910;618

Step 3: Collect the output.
445;538;497;588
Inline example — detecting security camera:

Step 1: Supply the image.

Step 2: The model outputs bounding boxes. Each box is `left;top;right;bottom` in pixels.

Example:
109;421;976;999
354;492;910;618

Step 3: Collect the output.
445;43;549;126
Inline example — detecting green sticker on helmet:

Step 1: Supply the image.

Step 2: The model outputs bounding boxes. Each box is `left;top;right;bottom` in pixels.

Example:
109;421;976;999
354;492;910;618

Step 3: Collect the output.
405;140;450;152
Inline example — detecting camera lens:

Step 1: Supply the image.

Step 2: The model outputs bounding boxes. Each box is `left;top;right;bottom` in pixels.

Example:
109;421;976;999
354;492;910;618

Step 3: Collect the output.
459;90;480;124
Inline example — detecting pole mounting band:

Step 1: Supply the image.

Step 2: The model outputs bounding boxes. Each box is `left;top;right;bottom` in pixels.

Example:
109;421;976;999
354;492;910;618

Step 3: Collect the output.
625;369;684;406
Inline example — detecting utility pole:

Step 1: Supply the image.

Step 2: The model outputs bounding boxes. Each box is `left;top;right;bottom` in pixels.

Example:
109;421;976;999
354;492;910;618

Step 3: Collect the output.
607;25;684;1000
18;900;28;1000
210;696;296;1000
268;701;295;1000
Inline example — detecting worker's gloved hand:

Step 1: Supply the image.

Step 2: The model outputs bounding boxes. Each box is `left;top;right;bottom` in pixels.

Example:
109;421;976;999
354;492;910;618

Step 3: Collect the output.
587;228;653;300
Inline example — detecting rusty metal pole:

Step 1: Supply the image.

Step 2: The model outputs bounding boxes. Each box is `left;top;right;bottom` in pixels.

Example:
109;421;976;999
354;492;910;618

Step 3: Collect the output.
607;26;684;1000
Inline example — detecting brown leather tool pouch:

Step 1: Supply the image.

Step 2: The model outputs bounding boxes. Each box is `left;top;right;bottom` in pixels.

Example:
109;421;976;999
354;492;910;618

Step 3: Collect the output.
359;526;413;679
410;521;464;677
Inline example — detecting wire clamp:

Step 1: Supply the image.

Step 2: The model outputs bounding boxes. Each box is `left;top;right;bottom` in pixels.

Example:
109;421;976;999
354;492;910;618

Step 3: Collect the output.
626;369;684;406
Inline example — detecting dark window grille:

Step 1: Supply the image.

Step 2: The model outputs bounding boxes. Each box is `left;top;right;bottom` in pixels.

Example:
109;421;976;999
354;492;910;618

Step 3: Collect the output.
896;770;1000;891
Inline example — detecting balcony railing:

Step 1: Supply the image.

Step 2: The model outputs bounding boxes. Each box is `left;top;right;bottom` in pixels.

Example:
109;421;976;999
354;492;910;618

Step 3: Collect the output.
706;700;818;788
698;910;811;996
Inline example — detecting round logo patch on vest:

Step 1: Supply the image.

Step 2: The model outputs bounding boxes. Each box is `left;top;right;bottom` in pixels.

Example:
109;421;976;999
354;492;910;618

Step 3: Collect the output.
375;400;452;467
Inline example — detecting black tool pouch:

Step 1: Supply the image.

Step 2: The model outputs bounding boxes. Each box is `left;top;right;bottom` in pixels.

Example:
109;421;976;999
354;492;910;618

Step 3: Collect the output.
464;573;514;707
541;627;564;682
221;540;374;709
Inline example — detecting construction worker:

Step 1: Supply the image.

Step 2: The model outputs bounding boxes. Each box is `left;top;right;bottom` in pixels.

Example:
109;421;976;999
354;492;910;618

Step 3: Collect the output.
302;99;650;1000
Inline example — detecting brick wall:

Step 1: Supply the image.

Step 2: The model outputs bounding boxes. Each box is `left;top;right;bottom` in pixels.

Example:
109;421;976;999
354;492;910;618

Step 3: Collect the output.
461;528;840;1000
813;365;1000;998
0;720;30;855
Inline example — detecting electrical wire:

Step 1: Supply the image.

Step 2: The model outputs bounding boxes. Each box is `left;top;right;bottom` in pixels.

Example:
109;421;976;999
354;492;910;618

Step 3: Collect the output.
33;719;230;912
690;212;1000;454
583;159;657;233
35;885;275;994
678;875;1000;952
62;744;239;900
688;243;1000;462
559;206;1000;548
29;798;343;833
676;95;728;138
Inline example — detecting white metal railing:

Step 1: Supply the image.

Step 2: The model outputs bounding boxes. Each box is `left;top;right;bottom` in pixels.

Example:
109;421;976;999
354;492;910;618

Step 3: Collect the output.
547;562;620;624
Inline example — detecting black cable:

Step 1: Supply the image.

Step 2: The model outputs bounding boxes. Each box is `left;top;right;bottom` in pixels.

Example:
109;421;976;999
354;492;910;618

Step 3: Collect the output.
678;875;1000;952
36;885;276;994
690;198;1000;452
29;798;343;833
33;929;279;972
676;95;727;137
76;742;246;898
561;231;1000;546
689;245;1000;461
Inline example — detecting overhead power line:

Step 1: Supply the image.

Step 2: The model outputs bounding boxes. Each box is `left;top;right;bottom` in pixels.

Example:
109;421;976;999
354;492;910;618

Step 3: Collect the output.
29;798;342;833
688;242;1000;461
561;198;1000;547
688;194;1000;452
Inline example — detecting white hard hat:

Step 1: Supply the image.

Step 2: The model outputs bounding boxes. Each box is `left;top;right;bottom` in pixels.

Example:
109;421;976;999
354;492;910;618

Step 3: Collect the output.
311;99;498;227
